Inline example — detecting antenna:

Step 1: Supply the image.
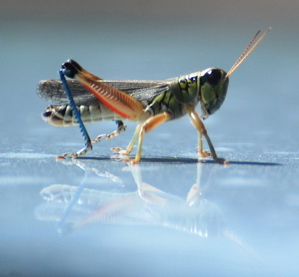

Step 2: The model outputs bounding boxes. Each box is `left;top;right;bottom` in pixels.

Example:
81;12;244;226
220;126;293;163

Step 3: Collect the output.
226;27;271;78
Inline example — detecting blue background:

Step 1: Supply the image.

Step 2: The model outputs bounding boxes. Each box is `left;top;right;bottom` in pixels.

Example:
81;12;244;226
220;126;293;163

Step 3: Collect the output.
1;1;299;276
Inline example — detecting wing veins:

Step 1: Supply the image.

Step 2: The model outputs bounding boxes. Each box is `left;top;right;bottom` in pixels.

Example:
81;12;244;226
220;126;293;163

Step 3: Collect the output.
37;79;170;105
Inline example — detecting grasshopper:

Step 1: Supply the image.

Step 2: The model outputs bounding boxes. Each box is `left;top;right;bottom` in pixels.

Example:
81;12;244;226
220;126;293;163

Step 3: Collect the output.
38;28;270;164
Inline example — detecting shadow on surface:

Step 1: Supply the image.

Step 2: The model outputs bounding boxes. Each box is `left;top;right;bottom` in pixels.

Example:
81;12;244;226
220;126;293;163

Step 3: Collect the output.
77;156;282;166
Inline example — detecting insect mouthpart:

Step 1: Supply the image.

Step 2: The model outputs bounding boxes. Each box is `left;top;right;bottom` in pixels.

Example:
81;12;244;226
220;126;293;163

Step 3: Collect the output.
200;68;229;117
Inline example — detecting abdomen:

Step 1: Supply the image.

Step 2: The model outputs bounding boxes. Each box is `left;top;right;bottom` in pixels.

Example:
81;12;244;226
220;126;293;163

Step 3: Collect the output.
42;103;125;127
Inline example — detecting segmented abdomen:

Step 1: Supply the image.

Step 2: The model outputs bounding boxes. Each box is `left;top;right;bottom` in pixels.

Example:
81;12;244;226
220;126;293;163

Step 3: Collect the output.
43;103;124;127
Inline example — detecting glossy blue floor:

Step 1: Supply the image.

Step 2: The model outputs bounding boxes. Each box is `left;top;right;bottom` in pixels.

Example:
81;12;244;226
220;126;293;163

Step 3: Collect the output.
1;1;299;276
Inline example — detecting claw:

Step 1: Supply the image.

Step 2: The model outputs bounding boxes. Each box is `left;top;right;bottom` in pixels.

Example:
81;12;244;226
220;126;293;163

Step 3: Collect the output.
56;152;77;160
111;147;123;152
199;150;210;158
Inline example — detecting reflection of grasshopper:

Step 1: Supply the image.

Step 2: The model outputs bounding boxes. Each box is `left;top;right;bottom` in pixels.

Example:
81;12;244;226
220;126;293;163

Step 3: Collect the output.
35;161;223;238
38;29;270;163
35;161;260;260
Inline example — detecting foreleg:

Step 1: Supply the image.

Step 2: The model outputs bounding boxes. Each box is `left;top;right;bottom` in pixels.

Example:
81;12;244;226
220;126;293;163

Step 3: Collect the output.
185;105;226;164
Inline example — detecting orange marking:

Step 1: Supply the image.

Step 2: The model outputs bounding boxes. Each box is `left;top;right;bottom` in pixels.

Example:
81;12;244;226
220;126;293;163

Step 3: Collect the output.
82;84;133;120
78;196;134;226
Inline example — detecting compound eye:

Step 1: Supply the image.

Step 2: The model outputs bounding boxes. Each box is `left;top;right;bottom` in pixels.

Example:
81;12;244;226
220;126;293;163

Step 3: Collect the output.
206;69;222;87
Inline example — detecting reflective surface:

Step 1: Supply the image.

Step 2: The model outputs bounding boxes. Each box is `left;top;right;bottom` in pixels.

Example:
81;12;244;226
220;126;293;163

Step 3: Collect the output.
1;1;299;276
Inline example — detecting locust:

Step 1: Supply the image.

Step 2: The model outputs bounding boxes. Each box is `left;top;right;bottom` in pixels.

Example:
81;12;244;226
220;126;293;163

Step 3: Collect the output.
37;28;270;164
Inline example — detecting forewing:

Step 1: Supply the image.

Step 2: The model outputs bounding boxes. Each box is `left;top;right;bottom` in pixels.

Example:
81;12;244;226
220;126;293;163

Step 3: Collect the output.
37;79;98;105
37;79;170;105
